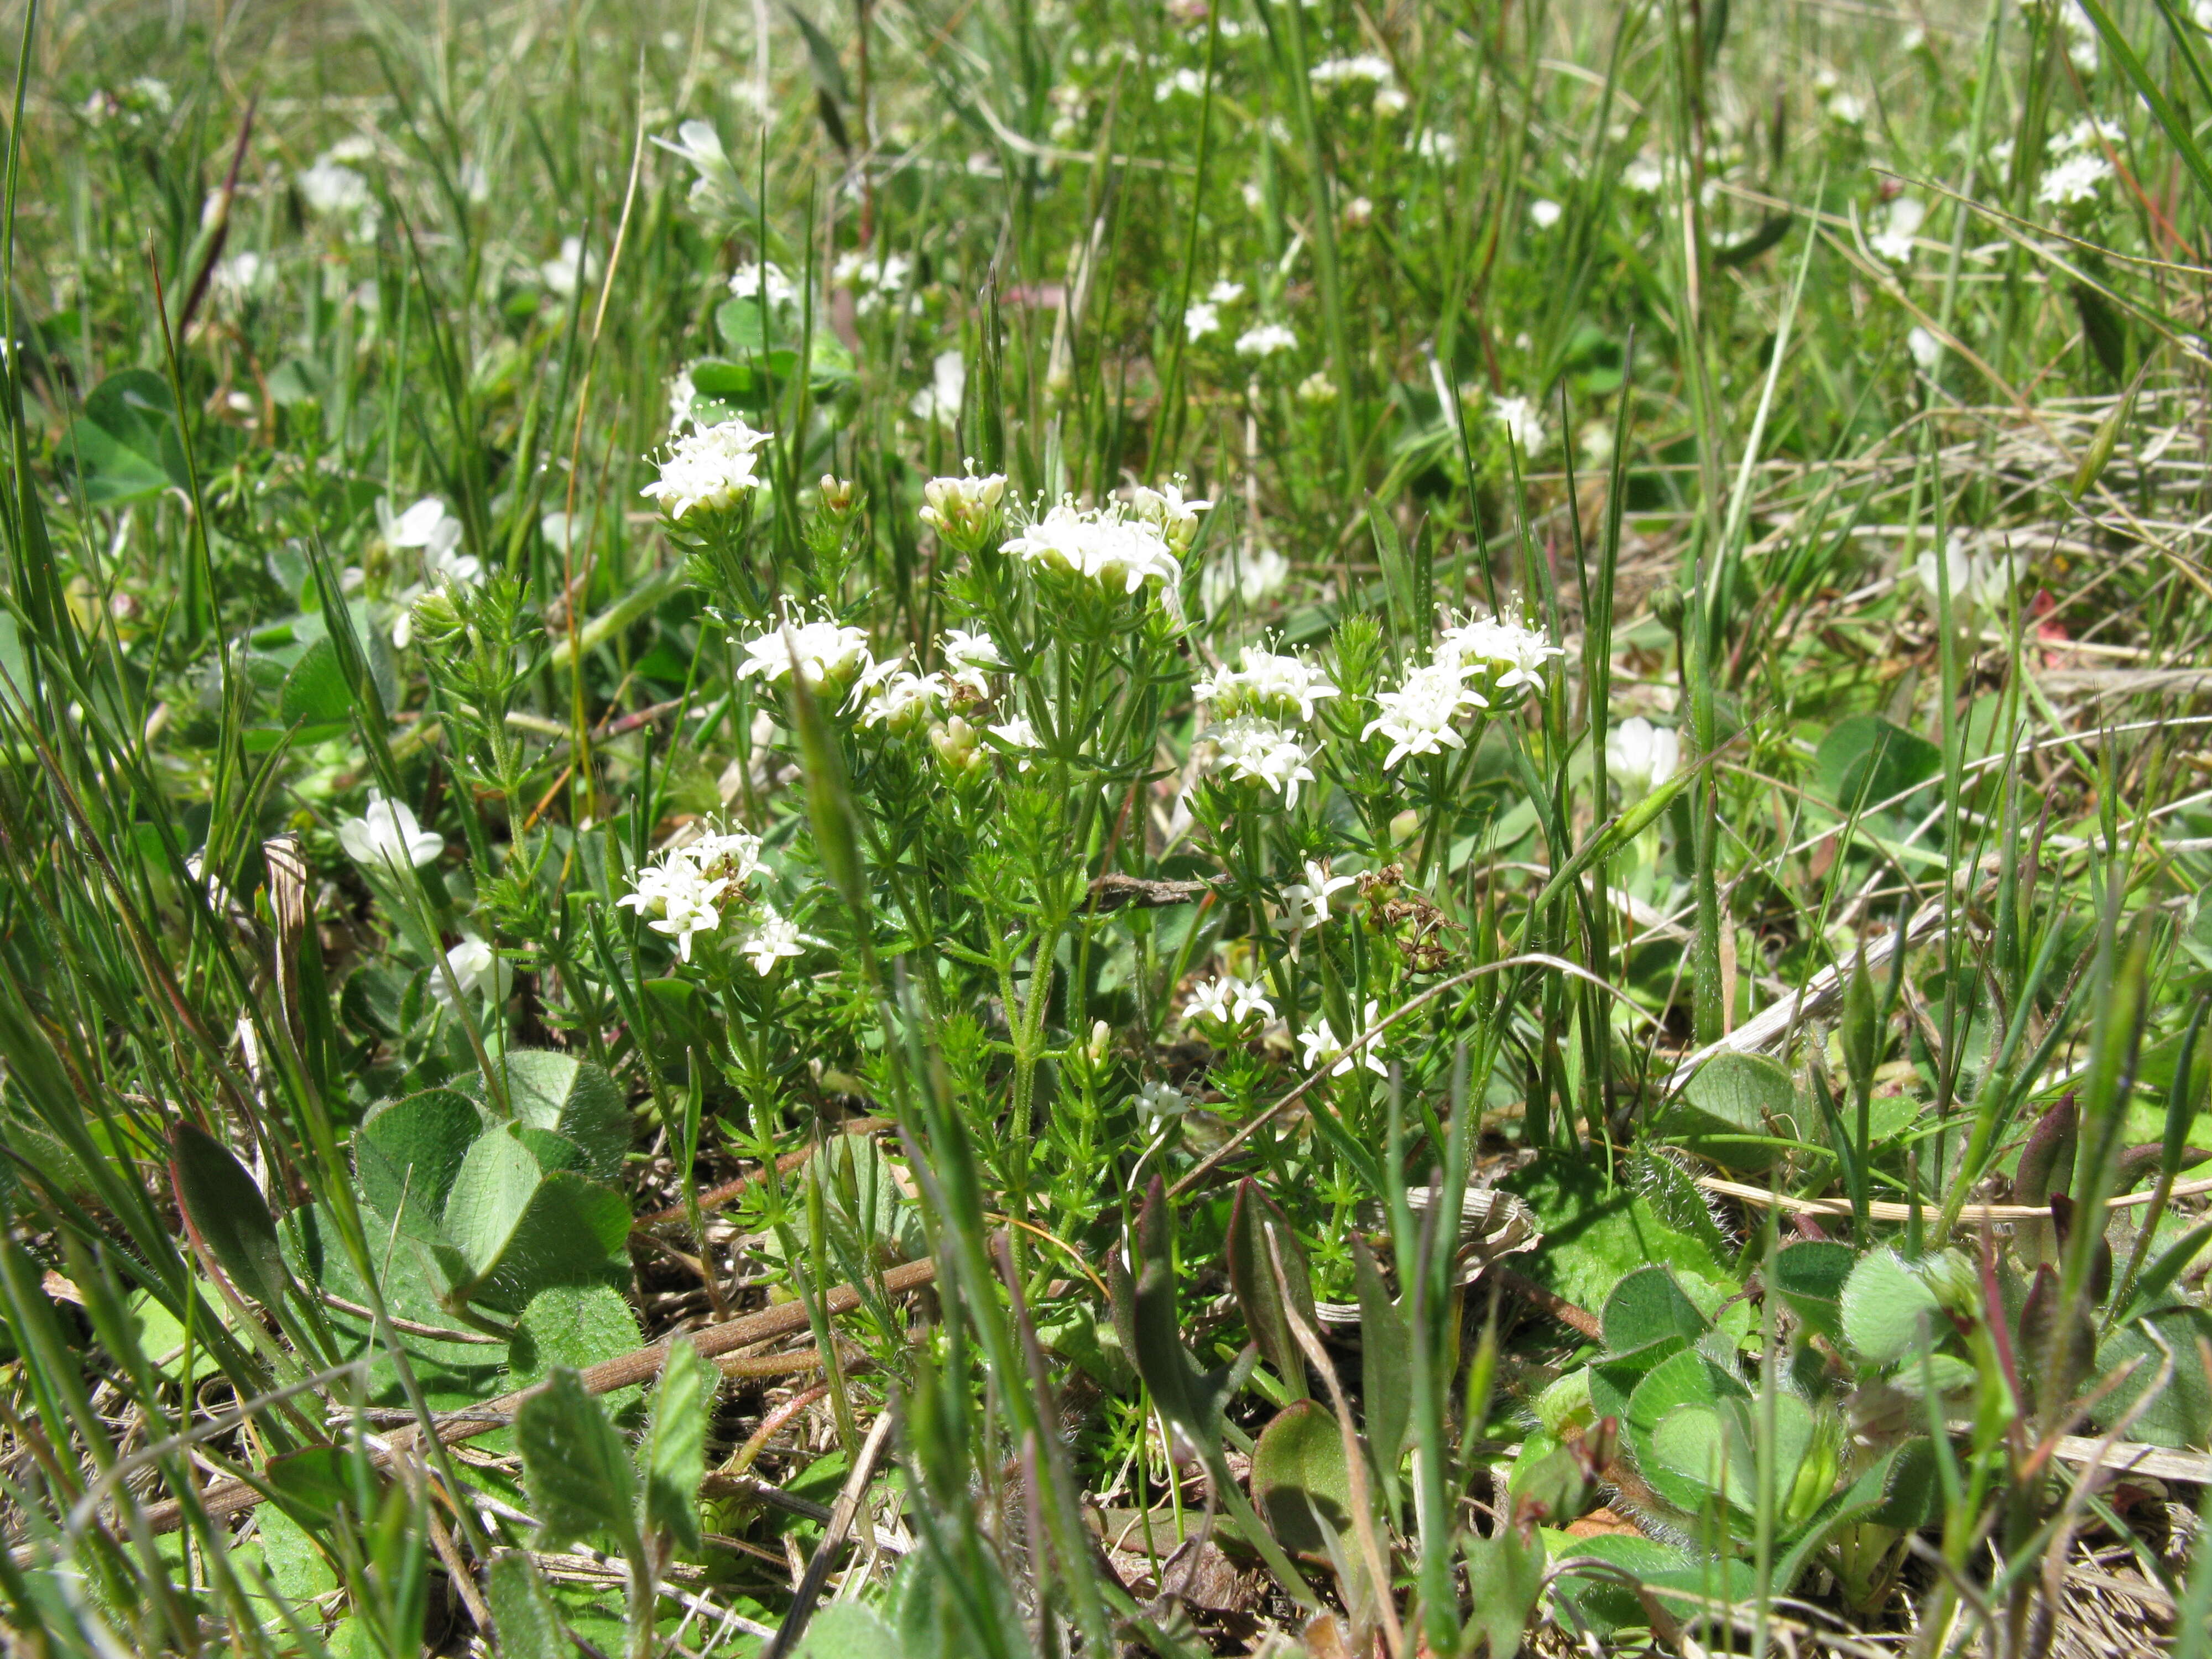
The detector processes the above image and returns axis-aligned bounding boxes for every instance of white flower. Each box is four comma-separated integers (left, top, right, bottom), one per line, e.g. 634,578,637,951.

1281,859,1355,938
727,261,798,308
211,252,267,304
617,852,731,963
1135,1080,1188,1123
1155,67,1208,101
390,497,463,560
859,666,946,732
1235,322,1298,358
686,826,766,888
734,616,875,694
1490,394,1548,455
1183,300,1221,342
910,349,966,426
987,714,1041,769
667,364,701,431
1196,646,1338,723
1201,546,1291,615
1213,713,1316,806
1438,614,1563,700
735,906,805,975
337,791,444,874
1913,541,2021,620
1373,85,1410,117
1309,54,1393,86
1907,326,1942,371
1825,89,1866,126
941,628,1008,695
432,936,513,1011
1413,129,1460,163
1606,717,1681,804
833,248,913,313
641,419,771,520
1296,372,1339,406
540,235,600,298
1300,1003,1386,1077
1364,662,1485,769
1869,196,1925,263
1124,479,1212,552
2037,152,2112,207
1206,279,1246,305
1529,198,1563,230
1623,155,1666,195
297,155,371,216
2054,116,2124,155
1000,502,1182,594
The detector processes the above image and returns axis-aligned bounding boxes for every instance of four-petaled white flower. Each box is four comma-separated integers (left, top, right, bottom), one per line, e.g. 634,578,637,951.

1184,300,1220,342
1207,279,1246,305
1213,714,1317,806
988,714,1041,769
1135,1080,1188,1123
1299,1001,1388,1077
859,665,947,732
1281,859,1356,938
641,419,771,521
338,791,444,873
1606,717,1681,804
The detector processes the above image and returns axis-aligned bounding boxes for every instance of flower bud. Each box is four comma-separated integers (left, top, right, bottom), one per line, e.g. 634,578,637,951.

1087,1019,1112,1063
408,588,466,651
928,715,985,776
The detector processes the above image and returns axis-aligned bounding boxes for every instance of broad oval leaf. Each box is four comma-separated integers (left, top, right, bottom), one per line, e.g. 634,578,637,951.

515,1365,637,1551
356,1089,482,1240
442,1128,542,1282
494,1051,630,1182
1250,1399,1352,1560
1839,1248,1941,1367
170,1123,291,1311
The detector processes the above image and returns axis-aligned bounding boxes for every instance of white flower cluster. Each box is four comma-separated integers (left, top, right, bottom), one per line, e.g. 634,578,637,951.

1365,615,1561,769
1183,972,1276,1030
999,499,1186,595
2038,118,2117,207
1183,279,1246,344
618,827,801,972
733,614,875,695
833,248,914,315
1201,546,1291,615
1124,479,1212,554
641,419,771,521
919,467,1007,545
1197,646,1338,722
1869,196,1925,264
728,262,799,309
1199,645,1335,807
1489,394,1548,455
1235,322,1298,359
